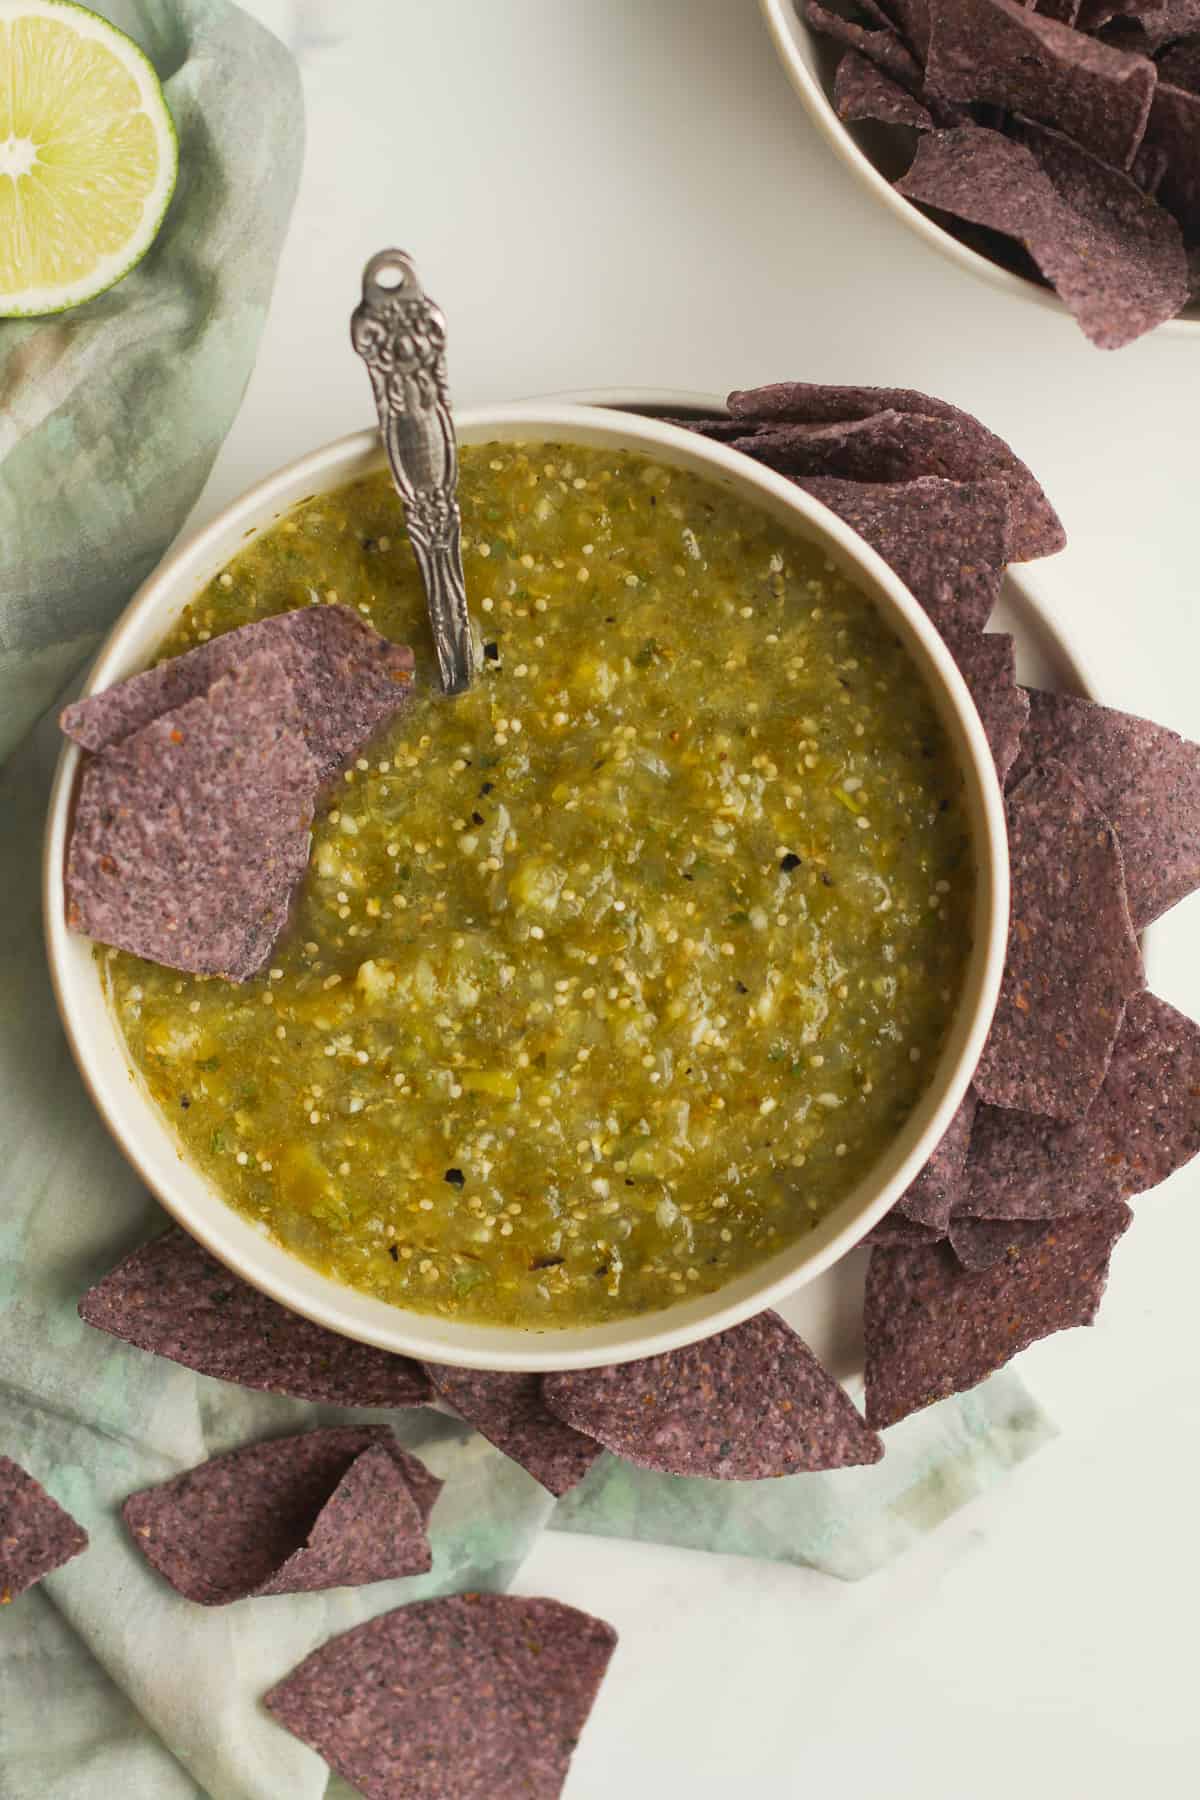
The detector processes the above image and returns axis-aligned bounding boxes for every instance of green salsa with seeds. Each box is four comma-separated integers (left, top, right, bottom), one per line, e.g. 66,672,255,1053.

107,442,974,1327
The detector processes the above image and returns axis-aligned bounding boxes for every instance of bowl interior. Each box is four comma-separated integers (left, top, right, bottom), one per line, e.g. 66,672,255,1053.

44,402,1007,1370
761,0,1200,335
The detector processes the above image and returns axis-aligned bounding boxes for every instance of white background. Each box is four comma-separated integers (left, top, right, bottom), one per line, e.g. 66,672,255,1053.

214,4,1199,1793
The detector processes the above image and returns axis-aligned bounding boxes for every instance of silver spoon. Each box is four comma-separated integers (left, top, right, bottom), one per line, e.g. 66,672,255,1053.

351,249,476,695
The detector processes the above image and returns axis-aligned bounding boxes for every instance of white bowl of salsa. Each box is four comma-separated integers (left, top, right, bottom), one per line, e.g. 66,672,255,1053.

44,401,1008,1371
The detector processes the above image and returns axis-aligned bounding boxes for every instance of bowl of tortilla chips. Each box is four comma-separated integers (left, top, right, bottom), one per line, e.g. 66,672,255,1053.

764,0,1200,348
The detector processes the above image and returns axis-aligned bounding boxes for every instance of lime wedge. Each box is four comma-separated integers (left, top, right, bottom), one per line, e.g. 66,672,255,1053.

0,0,177,317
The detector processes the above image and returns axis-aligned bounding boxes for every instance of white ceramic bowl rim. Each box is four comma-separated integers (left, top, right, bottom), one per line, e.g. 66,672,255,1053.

44,401,1009,1370
760,0,1200,337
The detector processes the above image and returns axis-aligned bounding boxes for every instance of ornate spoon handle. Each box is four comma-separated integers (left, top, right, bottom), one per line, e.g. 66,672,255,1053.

351,250,475,696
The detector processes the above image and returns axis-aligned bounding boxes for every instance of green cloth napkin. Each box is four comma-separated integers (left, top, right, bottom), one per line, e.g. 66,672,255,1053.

0,0,303,761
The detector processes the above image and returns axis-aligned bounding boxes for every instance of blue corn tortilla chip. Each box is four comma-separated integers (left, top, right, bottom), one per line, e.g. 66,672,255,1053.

543,1311,882,1479
795,475,1009,635
124,1427,440,1604
881,0,932,54
896,1089,979,1231
424,1366,602,1497
962,992,1200,1218
942,631,1030,783
862,1211,946,1247
1145,79,1200,237
803,0,925,87
78,1227,430,1406
1015,116,1191,337
1,1458,88,1604
65,652,318,980
897,123,1188,348
726,383,1065,561
864,1203,1133,1427
1007,688,1200,929
925,0,1157,171
973,760,1144,1120
1131,138,1171,193
1157,36,1200,91
1106,1,1200,52
949,1215,1060,1270
264,1592,617,1800
61,604,415,786
835,49,934,125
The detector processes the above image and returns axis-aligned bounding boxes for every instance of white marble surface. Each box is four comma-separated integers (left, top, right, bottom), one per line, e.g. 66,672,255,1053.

203,4,1200,1792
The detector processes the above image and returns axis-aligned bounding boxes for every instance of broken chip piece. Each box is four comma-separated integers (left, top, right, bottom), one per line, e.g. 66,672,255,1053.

123,1427,440,1604
542,1311,882,1479
0,1458,88,1604
78,1227,430,1406
65,652,318,980
425,1366,603,1497
1009,687,1200,932
973,760,1144,1121
264,1592,617,1800
864,1203,1133,1428
962,992,1200,1218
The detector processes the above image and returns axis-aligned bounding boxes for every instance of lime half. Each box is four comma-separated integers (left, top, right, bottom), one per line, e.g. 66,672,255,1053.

0,0,177,317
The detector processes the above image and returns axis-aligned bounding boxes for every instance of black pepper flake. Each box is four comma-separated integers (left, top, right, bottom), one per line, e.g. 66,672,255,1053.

388,1244,399,1262
483,642,500,662
471,811,485,826
180,1095,191,1109
480,781,494,795
444,1168,465,1188
735,982,748,995
780,852,802,872
821,872,835,887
